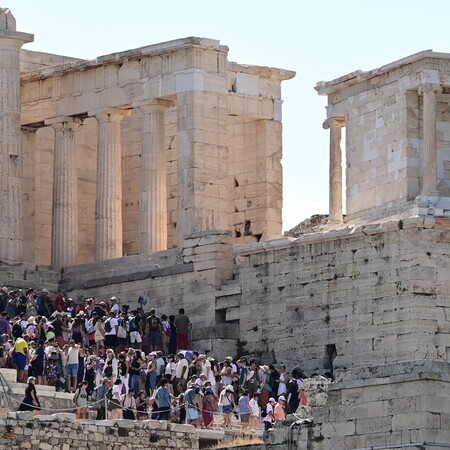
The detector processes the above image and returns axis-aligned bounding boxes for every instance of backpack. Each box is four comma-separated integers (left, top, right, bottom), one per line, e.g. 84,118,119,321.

73,388,80,405
261,405,267,418
12,323,22,338
129,317,138,332
104,363,113,378
165,325,172,337
104,318,112,333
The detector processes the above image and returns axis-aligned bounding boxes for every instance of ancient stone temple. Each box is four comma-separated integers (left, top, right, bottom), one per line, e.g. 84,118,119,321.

1,9,450,449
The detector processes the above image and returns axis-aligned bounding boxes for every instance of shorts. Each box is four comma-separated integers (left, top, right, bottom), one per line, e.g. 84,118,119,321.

13,353,26,371
222,405,233,414
105,334,118,348
32,365,44,377
149,331,160,346
66,364,79,377
240,413,250,423
186,407,200,421
129,331,142,344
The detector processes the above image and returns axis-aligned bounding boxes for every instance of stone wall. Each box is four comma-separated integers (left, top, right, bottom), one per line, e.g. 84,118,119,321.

230,217,449,373
0,412,199,450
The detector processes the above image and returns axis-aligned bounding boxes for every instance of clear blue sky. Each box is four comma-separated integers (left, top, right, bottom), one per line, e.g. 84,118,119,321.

7,0,450,231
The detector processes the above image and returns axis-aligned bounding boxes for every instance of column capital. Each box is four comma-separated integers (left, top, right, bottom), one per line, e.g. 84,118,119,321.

45,116,82,131
133,99,175,113
91,108,131,123
323,116,345,130
418,83,443,96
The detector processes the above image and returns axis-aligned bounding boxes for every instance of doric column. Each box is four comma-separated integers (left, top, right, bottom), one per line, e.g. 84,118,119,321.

0,9,33,261
138,100,173,254
419,83,442,195
94,109,130,261
45,117,81,267
323,117,345,223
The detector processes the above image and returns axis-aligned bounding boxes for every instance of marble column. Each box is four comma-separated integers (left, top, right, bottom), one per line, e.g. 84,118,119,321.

419,84,442,196
94,110,130,261
45,117,81,267
323,117,345,223
139,101,172,254
0,9,33,261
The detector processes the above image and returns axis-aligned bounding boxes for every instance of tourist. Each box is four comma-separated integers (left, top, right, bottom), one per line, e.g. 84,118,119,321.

74,380,89,419
164,353,176,381
259,365,273,408
154,378,171,420
201,386,216,429
168,315,177,355
176,382,186,424
13,334,28,382
129,350,144,395
237,358,248,393
116,312,129,353
30,339,45,385
18,376,40,412
160,314,171,356
44,351,59,387
104,311,119,350
136,390,151,420
277,364,288,398
174,308,191,350
219,359,232,393
263,397,276,430
109,379,123,419
93,378,111,420
146,308,162,352
110,297,120,316
274,395,286,421
249,392,260,431
65,339,80,393
128,310,143,350
145,351,158,396
185,383,202,428
121,388,136,420
238,389,251,431
174,352,188,393
218,384,236,430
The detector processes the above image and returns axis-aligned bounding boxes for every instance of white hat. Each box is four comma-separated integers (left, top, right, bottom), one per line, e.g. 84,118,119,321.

278,395,286,401
269,397,276,402
225,384,234,392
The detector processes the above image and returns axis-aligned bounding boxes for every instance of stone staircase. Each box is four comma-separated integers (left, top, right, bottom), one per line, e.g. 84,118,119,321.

0,368,73,413
0,263,61,293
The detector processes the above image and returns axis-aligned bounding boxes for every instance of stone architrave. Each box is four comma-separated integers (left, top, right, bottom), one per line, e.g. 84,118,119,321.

94,109,131,261
137,100,173,254
45,117,81,267
0,9,33,261
323,117,345,223
419,83,442,196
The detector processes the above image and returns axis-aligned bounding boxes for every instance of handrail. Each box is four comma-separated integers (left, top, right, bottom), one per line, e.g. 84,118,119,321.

0,371,14,411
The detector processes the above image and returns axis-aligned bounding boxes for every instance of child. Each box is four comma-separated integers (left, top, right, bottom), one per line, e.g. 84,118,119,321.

249,392,261,431
238,389,251,432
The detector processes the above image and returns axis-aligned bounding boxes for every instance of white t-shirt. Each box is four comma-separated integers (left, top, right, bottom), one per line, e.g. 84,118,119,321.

106,317,119,335
249,398,260,416
67,346,79,365
165,361,176,376
112,385,122,400
203,359,216,386
111,304,120,316
175,358,189,379
263,404,274,423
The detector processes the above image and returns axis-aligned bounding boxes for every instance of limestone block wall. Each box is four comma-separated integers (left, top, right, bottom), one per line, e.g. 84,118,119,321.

0,413,199,450
318,55,450,222
230,218,450,373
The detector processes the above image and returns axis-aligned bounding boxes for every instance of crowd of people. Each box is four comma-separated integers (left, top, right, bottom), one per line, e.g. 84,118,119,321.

0,287,311,430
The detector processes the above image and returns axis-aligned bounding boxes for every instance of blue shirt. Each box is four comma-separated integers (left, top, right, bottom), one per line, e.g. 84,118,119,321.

34,346,45,366
239,395,250,413
155,386,170,408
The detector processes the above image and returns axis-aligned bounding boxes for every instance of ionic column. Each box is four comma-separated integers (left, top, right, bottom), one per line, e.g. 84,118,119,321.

0,9,33,261
45,117,81,267
419,83,442,195
323,117,345,223
138,100,173,253
94,109,130,261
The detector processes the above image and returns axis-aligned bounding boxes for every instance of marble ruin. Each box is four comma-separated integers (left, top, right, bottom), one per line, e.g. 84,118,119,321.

0,9,450,449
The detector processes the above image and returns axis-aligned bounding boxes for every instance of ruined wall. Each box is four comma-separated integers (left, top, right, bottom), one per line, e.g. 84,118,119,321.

0,412,199,450
226,217,450,373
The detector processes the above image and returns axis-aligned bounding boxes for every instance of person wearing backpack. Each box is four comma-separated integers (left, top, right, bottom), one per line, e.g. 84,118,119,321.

73,380,89,419
128,311,143,350
93,378,111,420
104,311,118,350
145,309,162,352
262,397,276,430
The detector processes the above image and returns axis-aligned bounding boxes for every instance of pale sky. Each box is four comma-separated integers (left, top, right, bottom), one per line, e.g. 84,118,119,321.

6,0,450,231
